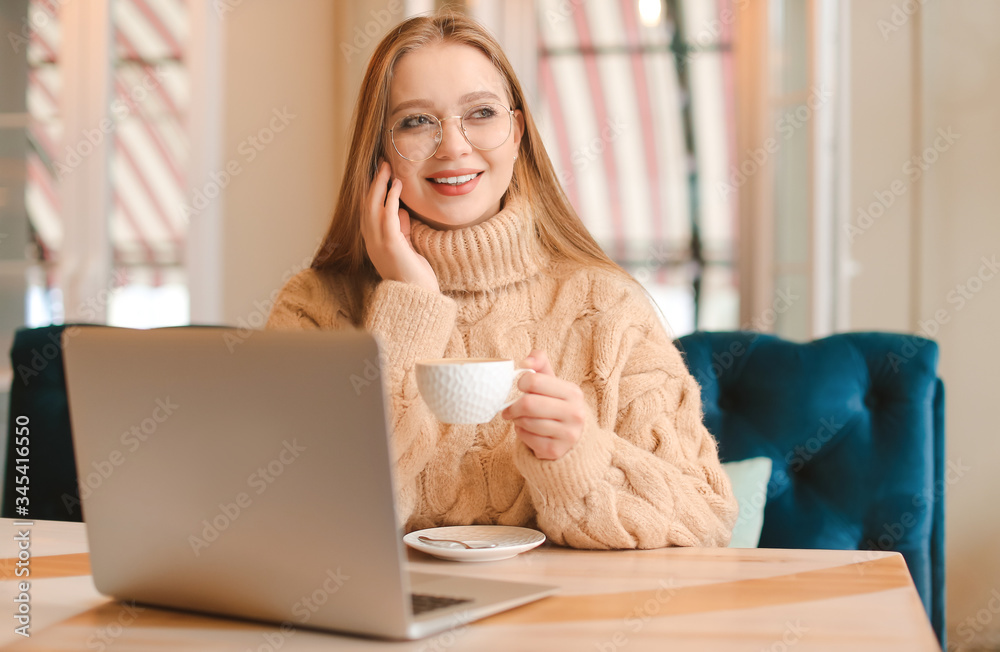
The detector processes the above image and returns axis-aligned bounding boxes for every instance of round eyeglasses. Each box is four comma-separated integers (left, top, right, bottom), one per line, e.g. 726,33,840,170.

388,103,515,162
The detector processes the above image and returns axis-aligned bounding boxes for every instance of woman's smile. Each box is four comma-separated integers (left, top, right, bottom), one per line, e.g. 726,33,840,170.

426,169,484,196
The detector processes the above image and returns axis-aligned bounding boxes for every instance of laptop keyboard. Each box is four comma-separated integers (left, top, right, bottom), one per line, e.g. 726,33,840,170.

411,593,473,615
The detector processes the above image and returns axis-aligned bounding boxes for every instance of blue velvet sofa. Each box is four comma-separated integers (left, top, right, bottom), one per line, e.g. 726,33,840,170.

675,331,945,646
3,326,945,643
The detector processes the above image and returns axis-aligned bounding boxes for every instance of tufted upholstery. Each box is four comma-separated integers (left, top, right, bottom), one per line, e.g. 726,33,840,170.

676,331,945,645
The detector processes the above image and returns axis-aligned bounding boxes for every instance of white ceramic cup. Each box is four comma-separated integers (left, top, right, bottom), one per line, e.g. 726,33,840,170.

415,358,535,424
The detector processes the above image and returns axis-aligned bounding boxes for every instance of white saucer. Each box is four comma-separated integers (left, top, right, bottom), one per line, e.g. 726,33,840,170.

404,526,546,562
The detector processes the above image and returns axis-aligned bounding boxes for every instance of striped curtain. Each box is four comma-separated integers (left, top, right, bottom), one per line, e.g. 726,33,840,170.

26,0,188,288
110,0,188,280
24,0,60,267
535,0,737,330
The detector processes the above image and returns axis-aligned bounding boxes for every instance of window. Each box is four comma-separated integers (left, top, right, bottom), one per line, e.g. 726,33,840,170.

24,0,62,325
534,0,738,336
736,0,845,340
23,0,190,328
107,0,190,327
480,0,844,339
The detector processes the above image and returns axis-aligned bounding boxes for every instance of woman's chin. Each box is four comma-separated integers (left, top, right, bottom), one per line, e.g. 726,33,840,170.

411,209,492,231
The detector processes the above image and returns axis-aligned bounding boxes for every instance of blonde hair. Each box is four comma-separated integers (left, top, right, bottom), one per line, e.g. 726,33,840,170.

312,9,633,287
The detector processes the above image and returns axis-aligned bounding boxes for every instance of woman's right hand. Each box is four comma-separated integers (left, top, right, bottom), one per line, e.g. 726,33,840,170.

361,160,440,293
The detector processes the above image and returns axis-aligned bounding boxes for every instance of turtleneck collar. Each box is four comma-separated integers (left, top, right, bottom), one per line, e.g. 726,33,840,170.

409,195,547,293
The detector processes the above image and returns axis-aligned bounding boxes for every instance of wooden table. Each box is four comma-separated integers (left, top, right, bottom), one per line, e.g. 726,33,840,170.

0,518,939,651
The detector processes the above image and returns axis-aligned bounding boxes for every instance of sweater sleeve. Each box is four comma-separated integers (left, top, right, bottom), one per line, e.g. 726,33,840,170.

266,271,458,523
512,280,738,549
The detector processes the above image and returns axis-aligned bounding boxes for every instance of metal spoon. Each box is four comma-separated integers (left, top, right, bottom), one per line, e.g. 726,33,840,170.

417,535,498,550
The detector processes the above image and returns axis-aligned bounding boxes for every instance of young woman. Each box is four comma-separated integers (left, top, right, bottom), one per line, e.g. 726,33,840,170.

267,10,737,549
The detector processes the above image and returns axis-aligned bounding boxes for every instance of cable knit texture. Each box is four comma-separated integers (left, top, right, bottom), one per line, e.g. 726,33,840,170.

266,196,737,548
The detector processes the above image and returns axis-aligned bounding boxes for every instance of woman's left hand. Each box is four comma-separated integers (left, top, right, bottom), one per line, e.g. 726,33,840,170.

501,349,588,461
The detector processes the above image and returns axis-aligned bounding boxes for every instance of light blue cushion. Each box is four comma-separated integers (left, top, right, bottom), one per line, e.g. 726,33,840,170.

722,456,772,548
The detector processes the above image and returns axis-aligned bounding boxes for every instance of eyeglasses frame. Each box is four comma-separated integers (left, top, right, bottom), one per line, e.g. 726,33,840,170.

387,104,516,162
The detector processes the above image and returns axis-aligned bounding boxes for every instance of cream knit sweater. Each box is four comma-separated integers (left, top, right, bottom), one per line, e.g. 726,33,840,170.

266,196,737,549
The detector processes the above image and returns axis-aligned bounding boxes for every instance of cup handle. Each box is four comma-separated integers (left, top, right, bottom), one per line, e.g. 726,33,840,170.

499,368,535,411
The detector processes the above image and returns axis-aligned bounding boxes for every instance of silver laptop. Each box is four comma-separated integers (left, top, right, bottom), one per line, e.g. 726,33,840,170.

62,326,556,640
